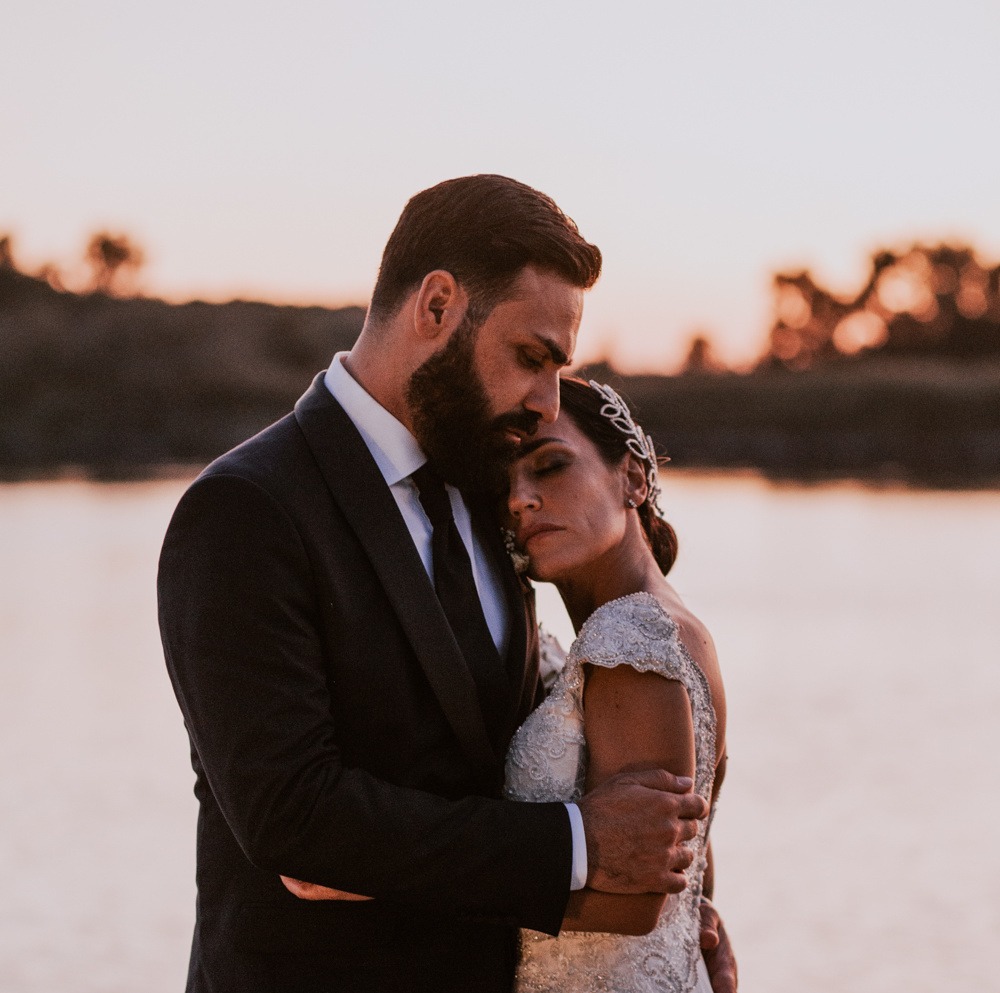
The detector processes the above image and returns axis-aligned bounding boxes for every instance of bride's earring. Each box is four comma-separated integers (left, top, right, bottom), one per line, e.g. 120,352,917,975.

626,498,638,509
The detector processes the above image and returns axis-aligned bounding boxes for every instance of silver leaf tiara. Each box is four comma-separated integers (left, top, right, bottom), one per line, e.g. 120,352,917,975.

588,380,666,517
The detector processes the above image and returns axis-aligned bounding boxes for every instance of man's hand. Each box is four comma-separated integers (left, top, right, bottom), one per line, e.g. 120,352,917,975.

700,898,737,993
280,876,373,901
578,769,709,894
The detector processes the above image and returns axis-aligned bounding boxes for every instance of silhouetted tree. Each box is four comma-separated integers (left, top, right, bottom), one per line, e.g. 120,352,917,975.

38,263,66,292
759,270,852,370
86,232,144,295
681,333,725,374
760,243,1000,369
0,235,14,270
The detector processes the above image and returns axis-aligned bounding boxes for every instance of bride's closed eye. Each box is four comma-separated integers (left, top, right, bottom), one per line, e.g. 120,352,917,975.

530,455,572,478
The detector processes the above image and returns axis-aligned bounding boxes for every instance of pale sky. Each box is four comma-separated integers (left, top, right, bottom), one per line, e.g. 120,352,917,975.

4,1,999,370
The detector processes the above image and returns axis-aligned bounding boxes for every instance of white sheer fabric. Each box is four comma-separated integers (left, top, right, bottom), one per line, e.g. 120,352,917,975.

505,593,717,993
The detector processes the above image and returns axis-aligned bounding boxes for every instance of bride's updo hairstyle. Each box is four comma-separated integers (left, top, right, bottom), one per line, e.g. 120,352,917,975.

558,377,678,576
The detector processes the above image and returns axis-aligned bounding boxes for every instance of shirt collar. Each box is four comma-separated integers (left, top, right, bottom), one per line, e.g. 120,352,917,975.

323,352,425,486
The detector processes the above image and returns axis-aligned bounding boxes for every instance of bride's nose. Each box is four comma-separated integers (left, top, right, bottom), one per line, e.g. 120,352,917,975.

507,475,540,517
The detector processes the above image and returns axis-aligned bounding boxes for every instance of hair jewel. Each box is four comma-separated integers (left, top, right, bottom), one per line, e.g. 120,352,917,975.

587,380,666,518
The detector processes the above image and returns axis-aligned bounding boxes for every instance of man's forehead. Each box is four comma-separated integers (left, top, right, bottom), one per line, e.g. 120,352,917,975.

504,266,584,315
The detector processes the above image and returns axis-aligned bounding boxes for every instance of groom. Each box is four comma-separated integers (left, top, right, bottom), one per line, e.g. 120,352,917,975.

159,175,734,993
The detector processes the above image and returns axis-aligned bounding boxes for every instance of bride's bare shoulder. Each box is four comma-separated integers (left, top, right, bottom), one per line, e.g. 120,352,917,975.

647,582,726,740
646,582,713,654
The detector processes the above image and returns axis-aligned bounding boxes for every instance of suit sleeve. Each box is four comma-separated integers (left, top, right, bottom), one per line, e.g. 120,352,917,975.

158,471,572,934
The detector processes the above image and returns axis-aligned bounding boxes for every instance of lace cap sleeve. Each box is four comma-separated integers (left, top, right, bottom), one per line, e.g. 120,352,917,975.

570,592,687,681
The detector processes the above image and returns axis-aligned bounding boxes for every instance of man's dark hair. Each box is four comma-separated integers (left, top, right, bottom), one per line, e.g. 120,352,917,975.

368,174,602,324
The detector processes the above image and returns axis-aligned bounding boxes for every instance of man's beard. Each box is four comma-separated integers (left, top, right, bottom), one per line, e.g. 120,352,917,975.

406,314,540,494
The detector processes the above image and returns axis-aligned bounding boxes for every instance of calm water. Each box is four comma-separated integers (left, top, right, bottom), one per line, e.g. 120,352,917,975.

1,475,997,992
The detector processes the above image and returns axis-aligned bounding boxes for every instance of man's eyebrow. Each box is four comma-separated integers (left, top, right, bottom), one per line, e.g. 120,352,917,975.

534,334,571,367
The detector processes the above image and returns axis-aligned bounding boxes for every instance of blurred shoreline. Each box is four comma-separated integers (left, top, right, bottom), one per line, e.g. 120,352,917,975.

4,464,998,493
3,263,998,489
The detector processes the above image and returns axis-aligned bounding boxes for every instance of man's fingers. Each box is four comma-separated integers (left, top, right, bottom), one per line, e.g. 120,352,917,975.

653,791,708,835
625,768,709,822
656,846,696,894
625,767,695,794
668,845,695,873
675,791,710,820
677,817,699,843
702,905,738,992
706,961,737,993
589,841,695,895
579,769,710,894
699,900,720,950
662,873,689,895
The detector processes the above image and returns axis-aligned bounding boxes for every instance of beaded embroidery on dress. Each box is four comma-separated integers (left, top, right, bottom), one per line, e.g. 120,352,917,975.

504,593,717,993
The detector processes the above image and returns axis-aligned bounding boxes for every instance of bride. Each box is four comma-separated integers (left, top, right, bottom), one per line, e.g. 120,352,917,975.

503,377,727,993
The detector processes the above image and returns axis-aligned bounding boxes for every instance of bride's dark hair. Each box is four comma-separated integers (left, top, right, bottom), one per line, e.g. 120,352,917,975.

558,377,678,575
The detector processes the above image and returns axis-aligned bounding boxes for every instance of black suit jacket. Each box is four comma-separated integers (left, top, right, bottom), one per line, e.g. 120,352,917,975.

158,374,573,993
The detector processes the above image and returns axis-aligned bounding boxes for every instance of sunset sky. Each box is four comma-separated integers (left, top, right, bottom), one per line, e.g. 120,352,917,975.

4,1,999,370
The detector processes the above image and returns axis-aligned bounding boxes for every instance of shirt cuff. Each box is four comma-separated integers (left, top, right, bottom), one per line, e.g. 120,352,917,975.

564,802,588,891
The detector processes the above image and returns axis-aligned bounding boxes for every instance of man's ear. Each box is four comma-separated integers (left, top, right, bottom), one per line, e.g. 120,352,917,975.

622,454,649,508
412,270,468,341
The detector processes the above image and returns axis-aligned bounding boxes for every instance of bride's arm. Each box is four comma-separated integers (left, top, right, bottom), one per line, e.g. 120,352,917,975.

280,876,373,901
703,841,714,901
562,663,697,935
560,887,666,935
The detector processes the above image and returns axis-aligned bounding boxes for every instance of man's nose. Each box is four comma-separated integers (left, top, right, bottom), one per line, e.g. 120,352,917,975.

524,371,560,424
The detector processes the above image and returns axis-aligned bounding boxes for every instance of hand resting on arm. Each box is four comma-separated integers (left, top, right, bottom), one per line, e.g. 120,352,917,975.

563,663,703,934
280,665,709,932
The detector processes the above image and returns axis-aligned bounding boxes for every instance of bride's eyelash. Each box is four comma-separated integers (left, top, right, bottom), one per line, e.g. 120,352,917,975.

534,459,568,477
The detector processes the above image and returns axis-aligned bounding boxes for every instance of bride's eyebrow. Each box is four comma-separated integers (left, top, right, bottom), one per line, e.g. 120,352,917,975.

516,436,561,458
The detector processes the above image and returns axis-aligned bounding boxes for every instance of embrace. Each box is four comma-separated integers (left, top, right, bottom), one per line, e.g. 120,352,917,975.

158,175,735,992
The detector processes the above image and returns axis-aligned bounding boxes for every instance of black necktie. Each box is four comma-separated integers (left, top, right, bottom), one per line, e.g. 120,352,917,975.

411,463,507,735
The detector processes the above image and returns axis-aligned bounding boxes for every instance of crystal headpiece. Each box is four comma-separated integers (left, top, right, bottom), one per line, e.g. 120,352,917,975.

588,380,665,517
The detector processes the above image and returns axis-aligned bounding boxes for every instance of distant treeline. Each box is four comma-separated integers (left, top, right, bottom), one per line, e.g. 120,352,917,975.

2,236,999,487
756,242,1000,370
582,361,1000,489
625,238,1000,487
0,264,364,478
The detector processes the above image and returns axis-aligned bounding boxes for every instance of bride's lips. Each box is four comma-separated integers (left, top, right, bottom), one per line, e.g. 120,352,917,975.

517,522,563,546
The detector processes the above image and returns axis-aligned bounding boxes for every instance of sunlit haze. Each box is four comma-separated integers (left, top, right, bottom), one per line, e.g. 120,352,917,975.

4,1,999,370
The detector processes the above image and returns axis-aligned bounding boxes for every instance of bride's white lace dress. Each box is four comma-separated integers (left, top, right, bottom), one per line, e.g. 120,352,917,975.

505,593,717,993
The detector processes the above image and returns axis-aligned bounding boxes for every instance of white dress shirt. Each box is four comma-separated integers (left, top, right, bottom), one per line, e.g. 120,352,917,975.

323,354,587,891
324,353,509,653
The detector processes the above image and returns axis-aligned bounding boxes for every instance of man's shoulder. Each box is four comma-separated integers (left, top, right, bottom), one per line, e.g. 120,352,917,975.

196,376,356,494
169,381,371,530
201,410,305,484
162,411,327,550
170,409,321,518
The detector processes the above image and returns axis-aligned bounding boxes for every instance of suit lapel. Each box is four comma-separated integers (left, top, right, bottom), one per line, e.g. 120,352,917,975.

293,375,497,773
